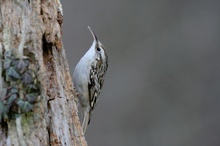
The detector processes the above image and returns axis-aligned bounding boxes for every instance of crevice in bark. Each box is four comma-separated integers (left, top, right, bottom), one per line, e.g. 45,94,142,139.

42,34,53,64
42,34,56,102
57,12,63,27
0,120,8,136
47,126,51,146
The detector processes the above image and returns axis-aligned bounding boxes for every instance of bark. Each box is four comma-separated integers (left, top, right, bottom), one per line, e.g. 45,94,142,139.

0,0,87,146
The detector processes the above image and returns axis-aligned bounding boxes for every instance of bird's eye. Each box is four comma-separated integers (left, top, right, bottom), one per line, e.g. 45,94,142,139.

97,47,101,51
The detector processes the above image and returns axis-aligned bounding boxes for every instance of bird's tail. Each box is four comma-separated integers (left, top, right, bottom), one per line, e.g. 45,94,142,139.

82,110,90,134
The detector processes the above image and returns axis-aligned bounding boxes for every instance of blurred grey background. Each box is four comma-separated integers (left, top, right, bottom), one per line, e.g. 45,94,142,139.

63,0,220,146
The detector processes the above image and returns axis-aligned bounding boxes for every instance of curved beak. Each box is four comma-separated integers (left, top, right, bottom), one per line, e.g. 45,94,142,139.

88,26,98,42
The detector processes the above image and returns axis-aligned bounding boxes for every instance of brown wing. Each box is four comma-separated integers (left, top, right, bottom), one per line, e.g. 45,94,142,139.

87,55,108,124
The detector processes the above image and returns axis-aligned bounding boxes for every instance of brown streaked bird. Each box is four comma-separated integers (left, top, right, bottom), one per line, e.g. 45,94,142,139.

73,26,108,134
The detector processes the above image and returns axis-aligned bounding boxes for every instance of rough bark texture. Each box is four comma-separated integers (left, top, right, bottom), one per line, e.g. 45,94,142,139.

0,0,87,146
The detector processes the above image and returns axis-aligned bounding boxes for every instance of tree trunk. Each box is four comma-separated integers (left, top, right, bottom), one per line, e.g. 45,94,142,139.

0,0,87,145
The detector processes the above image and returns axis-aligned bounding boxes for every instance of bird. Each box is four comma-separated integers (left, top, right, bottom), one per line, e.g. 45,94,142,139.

73,26,108,134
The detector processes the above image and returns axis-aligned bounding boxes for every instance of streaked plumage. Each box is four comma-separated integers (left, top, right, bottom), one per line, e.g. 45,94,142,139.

73,27,108,133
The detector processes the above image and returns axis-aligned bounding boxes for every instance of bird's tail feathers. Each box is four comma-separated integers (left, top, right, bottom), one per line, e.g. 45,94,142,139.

82,111,90,134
